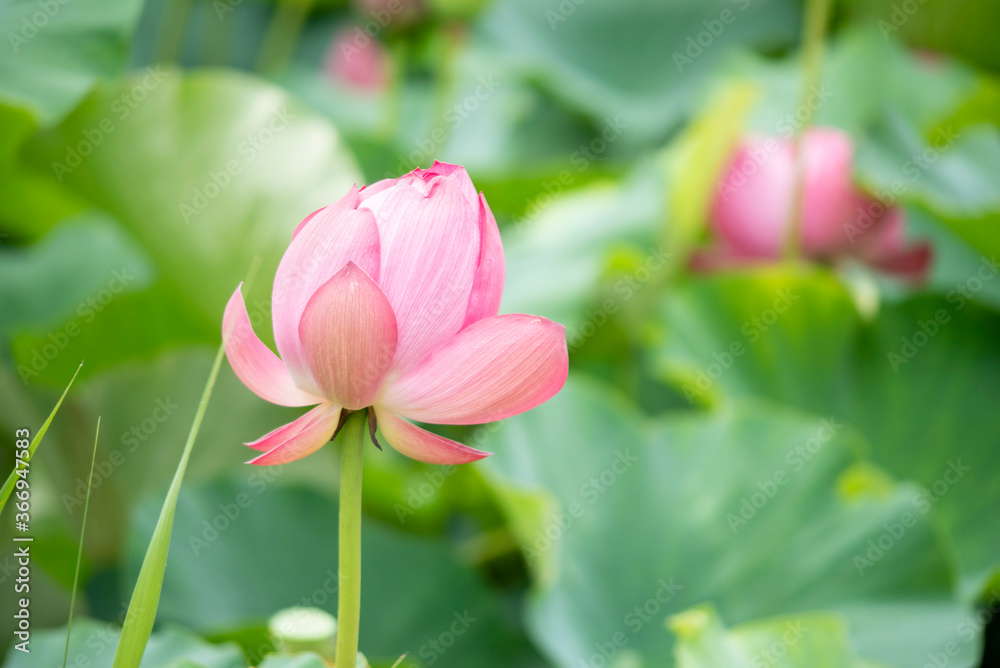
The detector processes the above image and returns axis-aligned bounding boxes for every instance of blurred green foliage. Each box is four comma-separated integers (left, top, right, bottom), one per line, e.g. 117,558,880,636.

2,0,1000,666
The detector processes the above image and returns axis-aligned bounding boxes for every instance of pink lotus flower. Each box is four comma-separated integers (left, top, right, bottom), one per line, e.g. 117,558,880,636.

223,162,568,466
325,27,389,93
694,127,931,281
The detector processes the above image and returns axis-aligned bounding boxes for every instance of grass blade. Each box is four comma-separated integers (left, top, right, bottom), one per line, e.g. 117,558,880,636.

63,417,101,668
0,362,82,516
112,344,226,668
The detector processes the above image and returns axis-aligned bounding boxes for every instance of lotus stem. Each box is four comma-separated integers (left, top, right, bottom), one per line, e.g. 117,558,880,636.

335,411,367,667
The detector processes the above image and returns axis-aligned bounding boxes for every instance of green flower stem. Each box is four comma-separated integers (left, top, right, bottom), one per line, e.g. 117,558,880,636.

256,0,315,74
784,0,833,260
335,411,368,668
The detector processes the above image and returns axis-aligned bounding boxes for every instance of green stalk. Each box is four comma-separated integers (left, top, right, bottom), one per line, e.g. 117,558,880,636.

154,0,195,64
335,411,368,668
783,0,833,260
256,0,314,75
63,417,101,668
112,345,226,668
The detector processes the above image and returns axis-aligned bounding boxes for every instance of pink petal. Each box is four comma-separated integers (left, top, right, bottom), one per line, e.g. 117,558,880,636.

273,188,381,386
365,175,480,374
247,403,342,465
298,262,398,410
799,128,857,254
868,242,933,283
223,286,324,407
374,408,491,464
291,206,325,239
244,403,334,451
425,161,480,211
356,176,397,207
710,128,857,259
463,193,505,327
688,245,769,274
325,26,389,92
853,200,905,258
711,135,794,258
380,314,568,425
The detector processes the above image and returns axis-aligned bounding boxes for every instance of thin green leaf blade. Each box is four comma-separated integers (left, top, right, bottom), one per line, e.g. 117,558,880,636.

0,361,82,516
112,344,226,668
63,416,101,668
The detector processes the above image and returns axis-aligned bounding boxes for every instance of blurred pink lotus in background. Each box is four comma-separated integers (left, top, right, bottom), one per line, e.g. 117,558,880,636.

325,26,389,92
694,127,931,282
223,162,568,466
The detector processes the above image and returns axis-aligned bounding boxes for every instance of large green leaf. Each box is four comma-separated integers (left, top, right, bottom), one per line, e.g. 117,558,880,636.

481,377,976,667
25,69,361,334
125,480,550,668
473,0,801,142
0,212,153,339
841,0,1000,72
669,604,887,667
0,212,203,389
655,268,1000,599
0,0,144,127
10,281,211,387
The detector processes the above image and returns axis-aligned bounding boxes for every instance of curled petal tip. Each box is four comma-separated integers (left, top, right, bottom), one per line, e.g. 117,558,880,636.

244,404,342,465
375,409,493,465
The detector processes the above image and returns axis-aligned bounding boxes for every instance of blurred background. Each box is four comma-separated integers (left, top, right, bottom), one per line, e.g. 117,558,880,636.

2,0,1000,665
